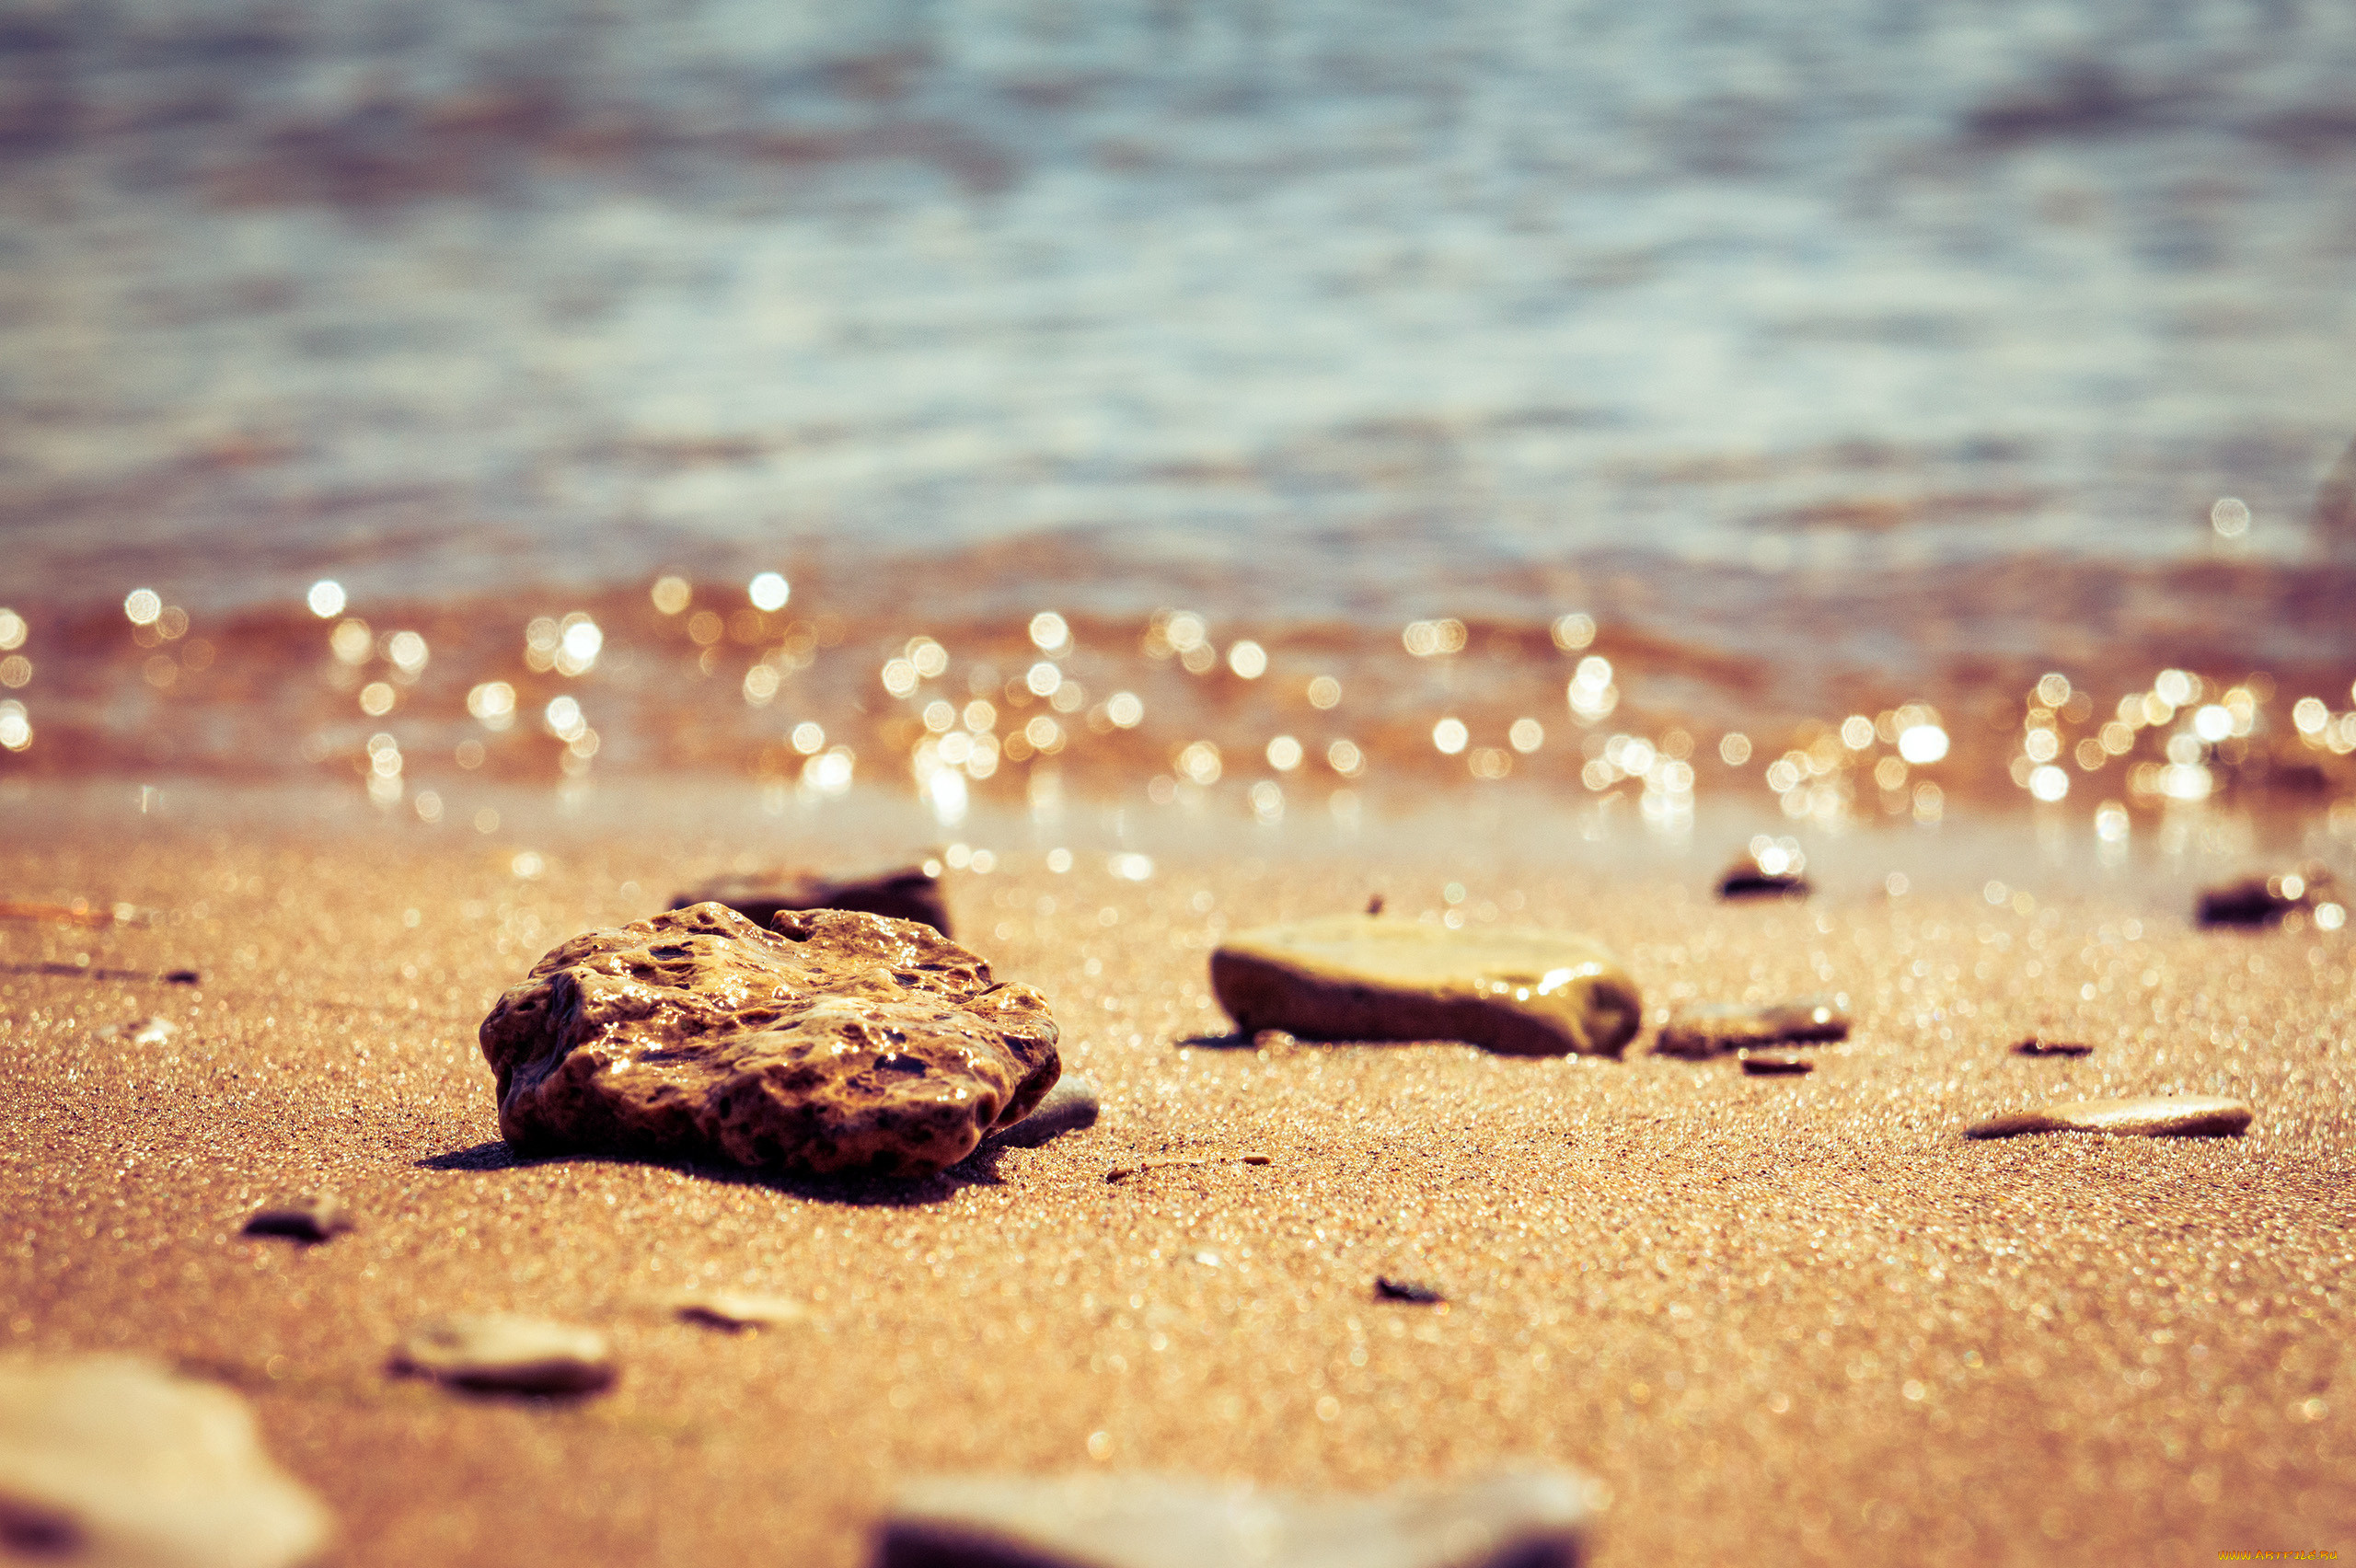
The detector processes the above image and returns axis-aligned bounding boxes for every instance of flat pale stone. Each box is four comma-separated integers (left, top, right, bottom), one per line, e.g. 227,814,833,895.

1965,1096,2254,1139
669,1292,811,1330
479,903,1059,1179
0,1355,332,1568
1655,998,1849,1059
983,1075,1100,1149
390,1315,615,1395
876,1469,1596,1568
241,1194,354,1242
1209,917,1642,1057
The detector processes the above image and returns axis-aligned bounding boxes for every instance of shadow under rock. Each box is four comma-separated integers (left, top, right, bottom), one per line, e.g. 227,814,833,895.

413,1137,1012,1206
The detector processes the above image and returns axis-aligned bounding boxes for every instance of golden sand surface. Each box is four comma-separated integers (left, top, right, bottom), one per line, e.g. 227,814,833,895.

2,790,2350,1567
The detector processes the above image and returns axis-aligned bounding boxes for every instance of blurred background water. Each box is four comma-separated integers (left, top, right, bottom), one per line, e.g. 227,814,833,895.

2,0,2353,828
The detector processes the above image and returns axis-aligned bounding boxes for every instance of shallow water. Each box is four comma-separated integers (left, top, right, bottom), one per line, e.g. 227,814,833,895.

2,0,2354,835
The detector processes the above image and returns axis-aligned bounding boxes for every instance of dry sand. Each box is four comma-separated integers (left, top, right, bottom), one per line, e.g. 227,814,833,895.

2,786,2350,1566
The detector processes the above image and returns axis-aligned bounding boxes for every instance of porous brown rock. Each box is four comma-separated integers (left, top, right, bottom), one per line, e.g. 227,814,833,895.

670,865,951,936
479,903,1058,1179
875,1468,1596,1568
0,1355,333,1568
1209,917,1642,1057
1964,1095,2253,1139
1738,1049,1813,1076
1655,997,1849,1059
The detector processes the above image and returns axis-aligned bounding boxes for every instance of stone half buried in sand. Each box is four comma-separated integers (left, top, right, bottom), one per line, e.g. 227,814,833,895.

1654,998,1849,1059
391,1316,616,1396
2194,867,2332,928
240,1193,355,1243
1209,917,1641,1057
980,1074,1100,1149
0,1355,333,1568
479,903,1059,1179
671,865,951,936
1964,1095,2253,1140
874,1468,1597,1568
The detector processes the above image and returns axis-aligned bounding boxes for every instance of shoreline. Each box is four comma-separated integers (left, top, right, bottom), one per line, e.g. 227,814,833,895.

2,782,2350,1565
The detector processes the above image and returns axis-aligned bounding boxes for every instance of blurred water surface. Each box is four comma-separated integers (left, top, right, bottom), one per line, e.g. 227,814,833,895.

3,0,2354,809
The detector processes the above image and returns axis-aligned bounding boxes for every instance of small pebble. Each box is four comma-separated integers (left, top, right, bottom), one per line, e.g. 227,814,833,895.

1715,841,1811,900
1374,1276,1447,1305
669,864,951,936
2013,1037,2093,1057
985,1074,1100,1148
2196,867,2330,928
241,1193,354,1243
1738,1049,1813,1076
1964,1095,2254,1140
1656,997,1848,1059
669,1292,811,1331
1105,1154,1270,1182
117,1016,179,1044
389,1315,616,1395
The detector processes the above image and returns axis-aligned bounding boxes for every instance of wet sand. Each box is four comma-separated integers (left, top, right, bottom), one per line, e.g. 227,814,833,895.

2,789,2350,1567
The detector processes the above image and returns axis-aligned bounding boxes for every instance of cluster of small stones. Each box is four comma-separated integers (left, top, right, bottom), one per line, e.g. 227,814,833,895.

1202,848,2271,1144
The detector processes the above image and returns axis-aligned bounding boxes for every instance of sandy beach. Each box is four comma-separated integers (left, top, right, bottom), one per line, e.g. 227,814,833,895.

3,784,2348,1566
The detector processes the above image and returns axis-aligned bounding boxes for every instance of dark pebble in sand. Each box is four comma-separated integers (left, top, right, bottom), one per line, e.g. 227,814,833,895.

241,1194,354,1242
670,865,951,936
2014,1037,2093,1057
1738,1049,1813,1076
1964,1095,2253,1140
983,1075,1100,1149
1655,997,1849,1059
1375,1276,1447,1304
2195,867,2330,928
1715,840,1811,900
